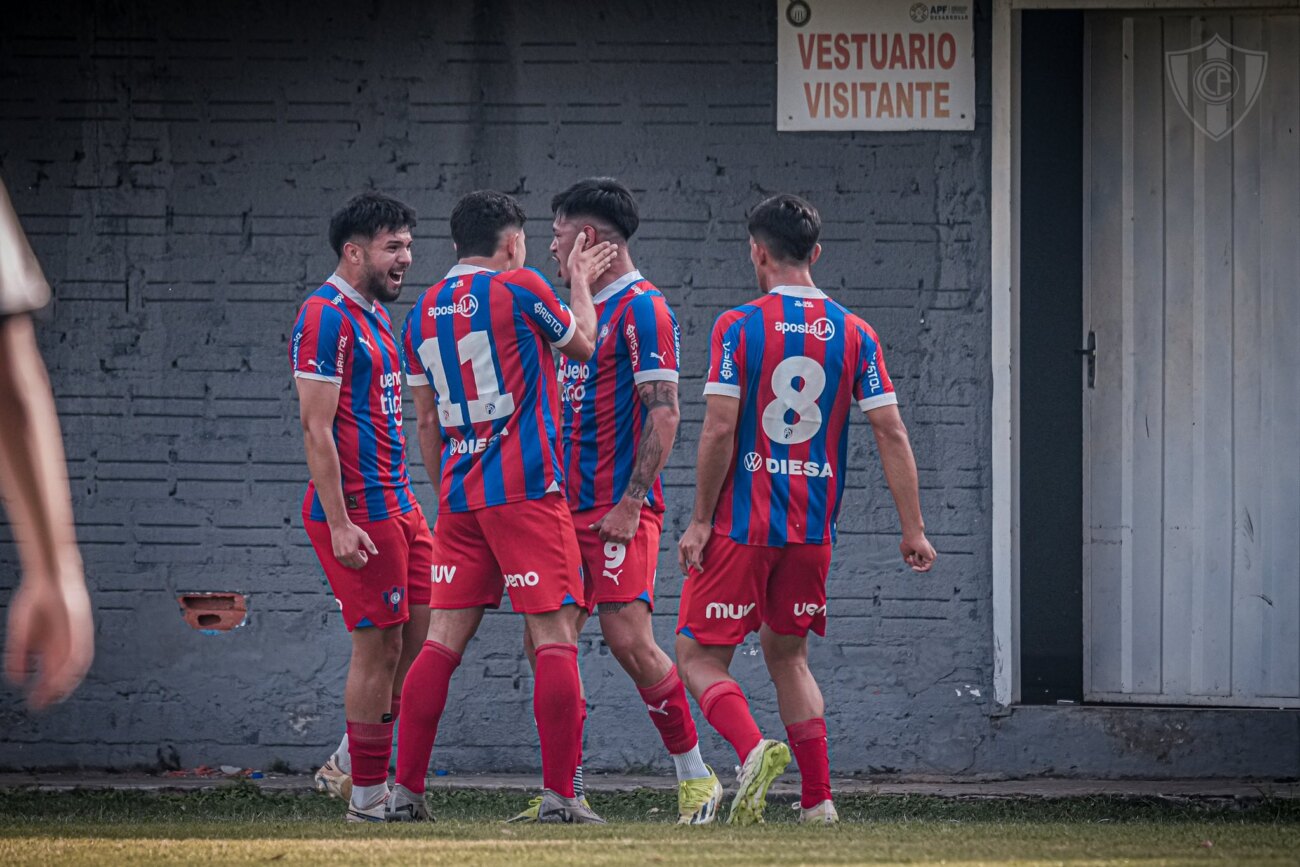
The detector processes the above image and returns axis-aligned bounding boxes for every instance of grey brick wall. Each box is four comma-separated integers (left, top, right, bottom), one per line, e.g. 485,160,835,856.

2,1,1288,780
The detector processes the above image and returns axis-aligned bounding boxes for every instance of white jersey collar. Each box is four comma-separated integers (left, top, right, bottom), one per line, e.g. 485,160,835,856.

593,270,644,305
445,263,494,280
328,273,377,314
770,284,827,299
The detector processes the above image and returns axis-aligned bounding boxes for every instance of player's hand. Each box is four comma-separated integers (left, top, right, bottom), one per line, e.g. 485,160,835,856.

900,532,936,573
677,520,711,575
331,521,378,570
591,498,640,547
567,233,617,289
4,558,94,710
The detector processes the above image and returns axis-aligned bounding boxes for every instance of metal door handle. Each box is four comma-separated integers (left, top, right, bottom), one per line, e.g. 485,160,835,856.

1075,330,1096,388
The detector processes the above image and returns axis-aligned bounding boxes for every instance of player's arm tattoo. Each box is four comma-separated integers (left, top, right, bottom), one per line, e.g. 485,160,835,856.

622,380,679,503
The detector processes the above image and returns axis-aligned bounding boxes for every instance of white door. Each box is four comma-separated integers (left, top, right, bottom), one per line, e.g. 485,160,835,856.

1084,11,1300,707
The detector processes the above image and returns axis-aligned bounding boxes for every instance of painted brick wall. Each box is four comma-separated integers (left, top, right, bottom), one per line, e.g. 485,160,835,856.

0,0,1002,774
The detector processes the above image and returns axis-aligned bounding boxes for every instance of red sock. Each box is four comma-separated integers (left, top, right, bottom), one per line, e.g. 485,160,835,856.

700,680,762,763
577,698,587,764
534,643,582,798
346,720,393,788
394,641,462,794
637,666,698,755
389,694,401,722
787,717,831,808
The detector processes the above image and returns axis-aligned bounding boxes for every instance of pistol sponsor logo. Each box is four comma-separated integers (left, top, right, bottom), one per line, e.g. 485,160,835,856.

335,334,348,372
533,302,564,338
625,320,641,368
719,341,735,383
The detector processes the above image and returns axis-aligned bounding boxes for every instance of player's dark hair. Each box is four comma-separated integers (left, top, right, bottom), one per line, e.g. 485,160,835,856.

450,190,527,258
550,177,639,240
329,192,417,257
747,194,821,263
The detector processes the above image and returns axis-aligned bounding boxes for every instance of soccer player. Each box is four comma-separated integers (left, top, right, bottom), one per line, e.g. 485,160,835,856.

675,194,936,825
0,177,93,711
539,177,722,825
290,192,433,822
392,190,616,824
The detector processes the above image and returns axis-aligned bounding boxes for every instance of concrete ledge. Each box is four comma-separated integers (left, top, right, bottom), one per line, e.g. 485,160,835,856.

974,705,1300,779
0,772,1294,800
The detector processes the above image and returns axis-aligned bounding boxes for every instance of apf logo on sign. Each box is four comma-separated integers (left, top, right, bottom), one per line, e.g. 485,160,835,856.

1166,35,1267,142
777,0,974,131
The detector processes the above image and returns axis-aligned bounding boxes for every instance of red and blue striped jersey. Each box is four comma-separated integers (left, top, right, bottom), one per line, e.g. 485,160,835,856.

703,285,897,547
560,271,679,514
401,264,575,513
290,275,417,523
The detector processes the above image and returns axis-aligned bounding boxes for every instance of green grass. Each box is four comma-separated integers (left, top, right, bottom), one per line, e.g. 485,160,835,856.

0,784,1297,865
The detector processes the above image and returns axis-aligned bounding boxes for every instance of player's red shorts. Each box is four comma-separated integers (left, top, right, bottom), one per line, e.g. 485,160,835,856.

571,505,663,611
305,504,434,632
429,493,584,614
676,531,832,645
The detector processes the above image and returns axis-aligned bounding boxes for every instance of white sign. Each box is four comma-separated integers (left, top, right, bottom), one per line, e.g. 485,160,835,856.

777,0,975,131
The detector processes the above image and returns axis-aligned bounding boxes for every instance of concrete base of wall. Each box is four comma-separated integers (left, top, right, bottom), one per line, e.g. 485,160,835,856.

2,704,1294,780
2,770,1296,799
973,706,1300,779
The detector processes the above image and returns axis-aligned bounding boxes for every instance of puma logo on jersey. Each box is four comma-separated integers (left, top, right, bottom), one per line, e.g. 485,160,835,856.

357,335,372,351
649,351,668,365
602,568,623,586
645,700,669,716
307,358,328,373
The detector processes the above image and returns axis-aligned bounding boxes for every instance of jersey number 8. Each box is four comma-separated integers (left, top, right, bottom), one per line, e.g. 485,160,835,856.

761,355,826,445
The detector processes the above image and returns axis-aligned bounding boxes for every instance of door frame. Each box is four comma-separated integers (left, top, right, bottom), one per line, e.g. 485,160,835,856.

989,0,1300,708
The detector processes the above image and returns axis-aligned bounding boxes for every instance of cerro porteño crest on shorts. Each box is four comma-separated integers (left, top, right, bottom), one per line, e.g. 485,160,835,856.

1165,35,1267,142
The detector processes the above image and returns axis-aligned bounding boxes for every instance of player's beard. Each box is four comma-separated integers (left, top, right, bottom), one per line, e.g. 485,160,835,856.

365,263,403,303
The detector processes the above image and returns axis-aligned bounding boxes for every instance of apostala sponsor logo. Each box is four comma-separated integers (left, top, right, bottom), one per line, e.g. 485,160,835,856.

774,318,835,342
428,295,479,318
